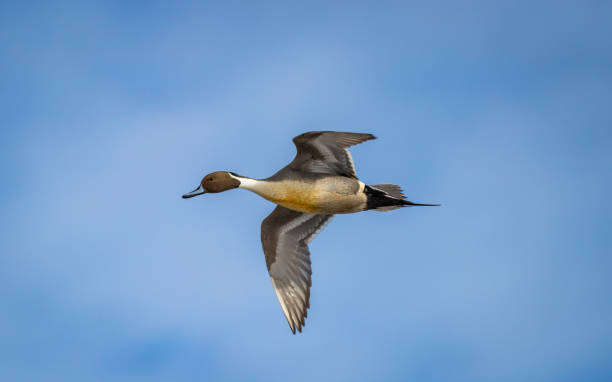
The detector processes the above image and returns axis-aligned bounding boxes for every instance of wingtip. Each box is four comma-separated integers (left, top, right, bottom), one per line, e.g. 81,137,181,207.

288,321,304,335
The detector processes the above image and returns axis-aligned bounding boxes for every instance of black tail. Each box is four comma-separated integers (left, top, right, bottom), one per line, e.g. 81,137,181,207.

402,201,441,207
365,184,440,212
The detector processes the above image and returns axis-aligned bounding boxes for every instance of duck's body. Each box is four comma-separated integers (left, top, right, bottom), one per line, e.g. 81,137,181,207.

234,171,366,214
183,131,438,334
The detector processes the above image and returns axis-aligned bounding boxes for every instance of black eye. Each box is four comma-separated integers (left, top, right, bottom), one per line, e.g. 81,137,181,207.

208,177,214,181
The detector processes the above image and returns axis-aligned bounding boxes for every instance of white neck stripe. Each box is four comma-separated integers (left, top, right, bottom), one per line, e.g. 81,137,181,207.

228,173,261,191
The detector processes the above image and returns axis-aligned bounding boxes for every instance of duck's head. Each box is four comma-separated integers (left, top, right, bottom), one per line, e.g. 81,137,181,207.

182,171,240,198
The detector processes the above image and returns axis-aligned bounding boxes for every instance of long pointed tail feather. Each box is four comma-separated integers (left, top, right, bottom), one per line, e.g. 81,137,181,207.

402,200,441,207
365,184,440,212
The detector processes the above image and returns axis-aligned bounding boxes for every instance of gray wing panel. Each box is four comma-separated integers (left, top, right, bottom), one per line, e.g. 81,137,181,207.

289,131,376,178
261,206,334,333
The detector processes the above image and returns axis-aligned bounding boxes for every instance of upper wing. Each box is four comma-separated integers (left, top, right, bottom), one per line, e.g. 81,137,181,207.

289,131,376,178
261,206,334,334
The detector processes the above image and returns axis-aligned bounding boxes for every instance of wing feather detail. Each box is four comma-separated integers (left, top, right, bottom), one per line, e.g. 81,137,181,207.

261,206,333,333
289,131,376,178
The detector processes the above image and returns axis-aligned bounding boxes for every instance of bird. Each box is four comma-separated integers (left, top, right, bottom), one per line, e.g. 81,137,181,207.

182,131,438,333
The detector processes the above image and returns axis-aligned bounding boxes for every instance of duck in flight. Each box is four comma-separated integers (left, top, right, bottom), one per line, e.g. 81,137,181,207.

183,131,438,334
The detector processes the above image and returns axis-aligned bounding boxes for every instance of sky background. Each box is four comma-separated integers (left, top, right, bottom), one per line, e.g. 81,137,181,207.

2,1,612,381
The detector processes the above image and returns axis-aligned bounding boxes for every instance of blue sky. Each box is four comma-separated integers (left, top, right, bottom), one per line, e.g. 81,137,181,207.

2,1,611,381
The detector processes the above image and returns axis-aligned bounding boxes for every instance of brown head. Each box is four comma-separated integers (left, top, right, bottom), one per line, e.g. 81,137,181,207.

182,171,241,198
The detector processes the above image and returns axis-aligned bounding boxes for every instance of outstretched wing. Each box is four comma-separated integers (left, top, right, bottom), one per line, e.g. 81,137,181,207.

261,206,334,334
289,131,376,178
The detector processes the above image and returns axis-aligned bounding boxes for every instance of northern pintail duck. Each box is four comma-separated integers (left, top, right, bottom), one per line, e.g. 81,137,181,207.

183,131,438,333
